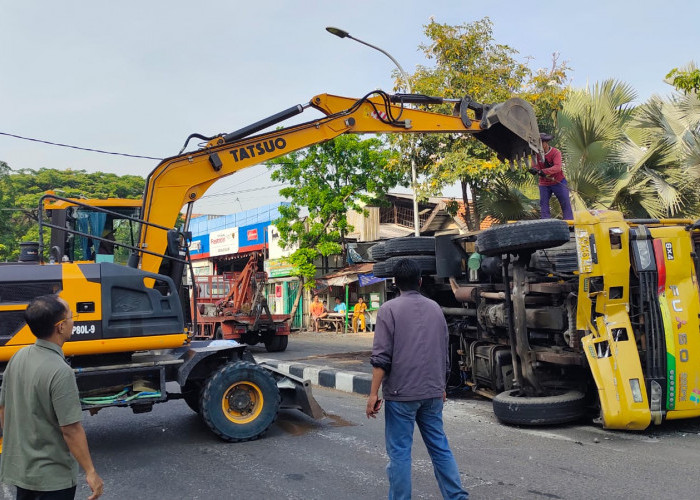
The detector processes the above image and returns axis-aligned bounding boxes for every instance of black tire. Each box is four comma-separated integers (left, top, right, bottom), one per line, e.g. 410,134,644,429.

369,242,387,261
383,255,437,276
181,381,202,414
492,389,586,426
384,236,436,257
201,361,280,442
373,261,391,278
214,326,223,340
531,240,578,273
264,334,288,352
477,219,570,257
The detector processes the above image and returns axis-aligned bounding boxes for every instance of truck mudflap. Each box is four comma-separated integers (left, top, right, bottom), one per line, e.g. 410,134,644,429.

259,364,325,420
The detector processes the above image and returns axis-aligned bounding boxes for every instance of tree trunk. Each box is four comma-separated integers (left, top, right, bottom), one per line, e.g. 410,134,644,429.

461,179,475,232
472,186,482,230
289,277,305,327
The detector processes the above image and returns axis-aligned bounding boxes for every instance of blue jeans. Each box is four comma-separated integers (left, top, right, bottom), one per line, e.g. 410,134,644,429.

539,180,573,220
384,398,468,500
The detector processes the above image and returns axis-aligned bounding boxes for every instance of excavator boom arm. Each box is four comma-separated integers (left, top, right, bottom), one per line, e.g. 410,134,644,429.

138,91,541,274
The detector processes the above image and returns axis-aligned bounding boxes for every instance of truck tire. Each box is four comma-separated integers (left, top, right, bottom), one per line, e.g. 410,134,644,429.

477,219,570,257
264,334,288,352
382,255,437,276
369,242,387,261
384,236,436,257
373,261,391,278
531,240,578,273
492,389,586,426
200,361,280,442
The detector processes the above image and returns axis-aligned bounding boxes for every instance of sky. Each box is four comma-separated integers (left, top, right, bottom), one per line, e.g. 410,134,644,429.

1,0,698,214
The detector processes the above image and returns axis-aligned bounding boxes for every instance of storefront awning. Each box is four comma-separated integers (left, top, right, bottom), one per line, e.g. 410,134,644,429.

318,263,384,287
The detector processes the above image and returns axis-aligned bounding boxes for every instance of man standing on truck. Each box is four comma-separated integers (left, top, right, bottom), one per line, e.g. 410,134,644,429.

366,259,468,500
530,132,574,220
0,295,104,500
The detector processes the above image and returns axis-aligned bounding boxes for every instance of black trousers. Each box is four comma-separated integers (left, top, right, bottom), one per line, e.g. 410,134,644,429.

16,486,76,500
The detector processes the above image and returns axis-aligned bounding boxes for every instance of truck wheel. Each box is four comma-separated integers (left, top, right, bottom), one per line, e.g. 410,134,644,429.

373,261,391,278
214,326,223,340
382,255,437,276
492,389,586,426
265,334,288,352
384,236,436,257
201,361,280,442
477,219,570,257
369,242,387,261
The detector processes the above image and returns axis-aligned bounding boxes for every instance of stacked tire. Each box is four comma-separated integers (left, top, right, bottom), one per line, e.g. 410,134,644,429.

370,237,437,278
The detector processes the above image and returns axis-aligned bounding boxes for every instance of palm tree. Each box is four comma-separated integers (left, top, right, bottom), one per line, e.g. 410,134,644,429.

478,79,700,223
616,88,700,217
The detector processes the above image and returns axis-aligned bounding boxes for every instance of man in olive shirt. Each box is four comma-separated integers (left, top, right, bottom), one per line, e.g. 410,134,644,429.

0,295,103,500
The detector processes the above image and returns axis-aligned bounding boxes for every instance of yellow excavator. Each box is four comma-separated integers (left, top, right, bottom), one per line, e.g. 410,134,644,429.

0,90,541,442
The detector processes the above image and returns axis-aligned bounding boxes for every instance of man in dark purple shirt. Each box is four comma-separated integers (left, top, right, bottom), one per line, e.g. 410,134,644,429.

367,258,468,499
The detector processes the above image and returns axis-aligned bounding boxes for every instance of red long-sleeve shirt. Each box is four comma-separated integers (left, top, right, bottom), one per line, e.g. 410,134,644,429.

531,146,565,186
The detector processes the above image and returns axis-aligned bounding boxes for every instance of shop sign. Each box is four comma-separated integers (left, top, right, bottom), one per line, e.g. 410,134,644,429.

210,228,238,256
265,258,296,278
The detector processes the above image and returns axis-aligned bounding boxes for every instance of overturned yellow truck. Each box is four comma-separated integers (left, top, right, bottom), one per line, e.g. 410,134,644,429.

372,211,700,430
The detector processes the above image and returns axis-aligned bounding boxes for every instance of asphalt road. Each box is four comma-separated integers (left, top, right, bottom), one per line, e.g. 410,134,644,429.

249,330,375,374
7,385,696,500
2,333,699,499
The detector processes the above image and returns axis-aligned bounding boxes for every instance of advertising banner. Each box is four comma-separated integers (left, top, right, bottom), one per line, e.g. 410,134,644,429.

239,221,268,252
209,228,238,257
265,258,297,278
358,273,385,287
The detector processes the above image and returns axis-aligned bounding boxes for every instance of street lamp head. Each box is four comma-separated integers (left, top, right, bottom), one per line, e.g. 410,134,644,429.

325,26,349,38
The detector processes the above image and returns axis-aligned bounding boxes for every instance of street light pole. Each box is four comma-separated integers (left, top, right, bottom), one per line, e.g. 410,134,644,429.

326,27,421,236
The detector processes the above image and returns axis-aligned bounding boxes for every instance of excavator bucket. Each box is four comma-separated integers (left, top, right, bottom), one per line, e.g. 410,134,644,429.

470,97,543,163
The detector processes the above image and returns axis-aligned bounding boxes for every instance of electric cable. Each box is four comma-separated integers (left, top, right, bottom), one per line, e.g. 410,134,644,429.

0,131,163,160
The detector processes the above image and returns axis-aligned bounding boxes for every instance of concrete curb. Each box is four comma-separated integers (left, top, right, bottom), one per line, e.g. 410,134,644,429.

256,358,372,396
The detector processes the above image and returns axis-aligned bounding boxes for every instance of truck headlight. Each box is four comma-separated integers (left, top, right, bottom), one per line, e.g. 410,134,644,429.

629,378,643,403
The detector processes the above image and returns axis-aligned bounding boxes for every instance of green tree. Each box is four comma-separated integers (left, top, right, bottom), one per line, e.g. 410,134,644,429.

401,18,569,229
666,62,700,94
267,135,400,315
0,166,144,261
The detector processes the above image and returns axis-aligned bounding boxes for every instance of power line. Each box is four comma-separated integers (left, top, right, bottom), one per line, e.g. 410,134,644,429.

199,183,289,199
0,131,303,165
0,131,163,160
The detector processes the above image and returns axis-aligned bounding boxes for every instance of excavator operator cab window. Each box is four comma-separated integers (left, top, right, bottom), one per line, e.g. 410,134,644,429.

61,206,141,264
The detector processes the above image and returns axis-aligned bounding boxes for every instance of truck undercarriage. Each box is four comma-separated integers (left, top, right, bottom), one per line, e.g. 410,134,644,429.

371,211,700,430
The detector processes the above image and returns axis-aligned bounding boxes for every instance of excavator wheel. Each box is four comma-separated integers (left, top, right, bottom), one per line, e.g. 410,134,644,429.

200,361,280,442
264,334,288,352
181,380,203,414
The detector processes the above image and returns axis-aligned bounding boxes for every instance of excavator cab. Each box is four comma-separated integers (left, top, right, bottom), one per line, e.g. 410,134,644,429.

43,196,142,265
